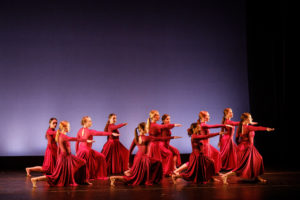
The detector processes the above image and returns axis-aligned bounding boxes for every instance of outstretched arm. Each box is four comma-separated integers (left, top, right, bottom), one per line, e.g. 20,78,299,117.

108,123,127,131
192,132,220,140
90,130,113,136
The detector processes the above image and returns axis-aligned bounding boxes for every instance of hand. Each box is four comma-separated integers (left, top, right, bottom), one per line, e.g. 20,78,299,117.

218,142,220,148
124,123,128,126
112,132,120,137
267,128,275,132
175,124,182,127
174,136,182,139
251,122,258,125
87,140,95,143
225,125,233,129
219,132,225,135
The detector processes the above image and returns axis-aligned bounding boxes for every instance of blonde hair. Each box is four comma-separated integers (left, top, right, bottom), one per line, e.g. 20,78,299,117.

81,116,90,126
221,108,232,132
197,111,208,124
145,110,159,133
237,112,251,137
55,121,70,142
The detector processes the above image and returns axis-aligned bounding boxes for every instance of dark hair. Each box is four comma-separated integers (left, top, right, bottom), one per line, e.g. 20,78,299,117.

236,113,251,144
161,114,169,124
135,122,146,142
187,123,198,137
104,113,116,132
45,117,57,139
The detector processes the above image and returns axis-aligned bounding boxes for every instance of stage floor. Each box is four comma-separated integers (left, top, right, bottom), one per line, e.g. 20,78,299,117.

0,170,299,200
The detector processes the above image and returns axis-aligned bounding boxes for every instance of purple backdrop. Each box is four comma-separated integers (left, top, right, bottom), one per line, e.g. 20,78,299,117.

0,0,249,156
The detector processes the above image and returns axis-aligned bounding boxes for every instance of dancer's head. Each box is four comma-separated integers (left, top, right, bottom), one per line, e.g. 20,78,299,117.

187,122,200,137
161,114,170,124
81,116,92,128
237,113,252,135
198,111,209,123
222,108,233,124
146,110,160,133
104,113,116,131
49,117,58,129
135,122,146,142
55,121,70,142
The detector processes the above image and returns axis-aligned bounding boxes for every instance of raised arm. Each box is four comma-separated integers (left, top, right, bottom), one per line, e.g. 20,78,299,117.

108,123,127,132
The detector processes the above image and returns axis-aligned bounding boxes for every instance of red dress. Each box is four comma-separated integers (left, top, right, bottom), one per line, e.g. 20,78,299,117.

148,122,174,161
101,123,129,175
180,133,219,183
219,119,239,171
124,136,174,185
41,128,58,175
76,128,112,180
233,125,267,179
46,134,88,186
199,122,225,174
160,128,181,175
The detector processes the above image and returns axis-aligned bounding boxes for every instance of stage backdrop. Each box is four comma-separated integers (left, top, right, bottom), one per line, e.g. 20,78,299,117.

0,0,249,156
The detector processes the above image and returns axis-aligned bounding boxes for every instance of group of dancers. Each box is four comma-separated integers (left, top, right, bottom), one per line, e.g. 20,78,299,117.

26,108,274,187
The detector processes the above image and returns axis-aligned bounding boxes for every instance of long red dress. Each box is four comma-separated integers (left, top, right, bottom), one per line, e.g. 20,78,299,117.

199,122,225,174
233,125,267,179
41,128,58,175
46,134,88,186
160,127,181,175
219,119,239,171
76,128,112,180
124,135,174,185
180,133,219,183
148,122,175,175
101,123,129,175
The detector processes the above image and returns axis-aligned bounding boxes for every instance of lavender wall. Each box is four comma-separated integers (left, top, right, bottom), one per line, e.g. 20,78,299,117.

0,0,249,156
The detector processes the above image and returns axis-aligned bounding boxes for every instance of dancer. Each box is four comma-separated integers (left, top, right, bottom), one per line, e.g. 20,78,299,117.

221,113,274,184
101,113,129,175
172,123,224,184
76,116,119,180
198,111,227,174
146,110,181,175
110,122,181,186
31,121,93,187
160,114,182,176
26,117,58,176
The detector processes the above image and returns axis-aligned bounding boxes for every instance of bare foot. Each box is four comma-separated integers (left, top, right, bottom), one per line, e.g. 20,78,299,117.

221,175,228,185
212,177,221,182
257,176,267,183
31,178,37,188
110,177,116,186
171,174,178,184
124,170,131,176
26,168,31,177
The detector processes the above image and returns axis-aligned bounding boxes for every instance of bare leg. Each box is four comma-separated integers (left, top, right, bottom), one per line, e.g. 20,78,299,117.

173,163,188,175
26,166,43,177
31,175,47,188
109,176,125,186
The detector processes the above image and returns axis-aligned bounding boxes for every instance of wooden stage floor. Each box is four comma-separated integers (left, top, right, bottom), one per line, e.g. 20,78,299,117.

0,170,300,200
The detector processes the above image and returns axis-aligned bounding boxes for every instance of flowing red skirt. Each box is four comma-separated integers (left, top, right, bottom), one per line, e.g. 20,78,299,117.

76,147,107,180
101,139,129,175
220,135,237,171
180,151,215,184
160,142,181,175
46,152,88,186
203,143,222,174
148,141,162,161
233,142,264,179
42,143,58,175
124,152,163,185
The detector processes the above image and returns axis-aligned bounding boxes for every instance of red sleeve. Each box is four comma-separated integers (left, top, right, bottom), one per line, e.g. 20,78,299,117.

47,129,57,136
75,130,80,153
90,130,112,136
108,123,126,131
149,136,174,141
203,124,226,129
227,120,240,126
63,134,86,142
156,124,175,130
129,139,136,155
247,125,268,132
192,133,219,140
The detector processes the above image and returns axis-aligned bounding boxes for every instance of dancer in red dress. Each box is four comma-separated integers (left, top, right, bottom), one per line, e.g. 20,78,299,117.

160,114,182,176
221,113,274,184
110,122,181,186
101,113,129,175
172,123,224,184
197,111,226,174
31,121,93,187
146,110,181,175
26,118,58,176
76,116,119,180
